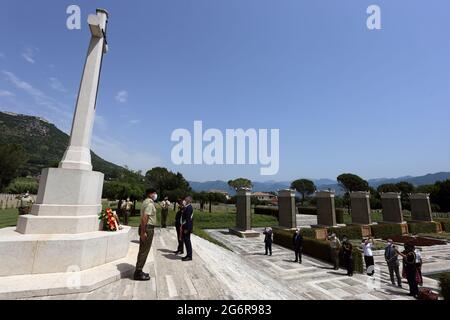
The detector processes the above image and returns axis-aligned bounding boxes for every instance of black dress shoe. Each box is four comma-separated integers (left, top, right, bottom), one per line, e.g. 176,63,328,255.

134,272,150,281
182,256,192,261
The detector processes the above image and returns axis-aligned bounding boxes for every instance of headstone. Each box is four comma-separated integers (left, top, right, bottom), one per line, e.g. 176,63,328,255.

229,188,259,238
410,193,433,222
315,191,337,227
277,189,297,229
380,192,404,223
350,191,372,225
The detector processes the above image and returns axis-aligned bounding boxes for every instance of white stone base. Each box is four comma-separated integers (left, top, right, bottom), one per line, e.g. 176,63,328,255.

0,226,131,277
0,231,139,300
229,228,260,238
16,167,104,234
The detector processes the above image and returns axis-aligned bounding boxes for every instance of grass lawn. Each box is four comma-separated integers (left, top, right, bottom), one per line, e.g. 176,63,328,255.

0,203,277,250
0,208,19,229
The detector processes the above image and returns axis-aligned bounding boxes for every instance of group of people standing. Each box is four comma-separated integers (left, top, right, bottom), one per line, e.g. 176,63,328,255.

133,188,194,281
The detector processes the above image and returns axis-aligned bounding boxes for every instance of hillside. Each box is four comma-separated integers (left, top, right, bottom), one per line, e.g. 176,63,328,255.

0,111,125,179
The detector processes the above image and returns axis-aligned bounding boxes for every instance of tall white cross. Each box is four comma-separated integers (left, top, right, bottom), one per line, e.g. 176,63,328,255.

60,9,109,171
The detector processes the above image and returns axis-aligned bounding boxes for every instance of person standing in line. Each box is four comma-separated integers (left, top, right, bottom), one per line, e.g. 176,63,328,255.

328,233,341,270
181,196,194,261
134,188,158,281
341,235,353,276
263,227,273,256
120,197,134,225
384,239,402,287
415,247,423,286
398,243,419,298
362,237,375,276
292,228,303,263
173,199,184,255
160,197,171,228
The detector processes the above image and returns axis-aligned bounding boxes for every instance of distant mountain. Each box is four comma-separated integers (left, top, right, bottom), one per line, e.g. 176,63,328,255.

368,172,450,188
189,172,450,196
0,111,125,179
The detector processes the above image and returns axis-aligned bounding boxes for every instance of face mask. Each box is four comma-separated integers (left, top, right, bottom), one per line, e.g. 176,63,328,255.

152,194,158,201
343,238,347,242
182,200,187,206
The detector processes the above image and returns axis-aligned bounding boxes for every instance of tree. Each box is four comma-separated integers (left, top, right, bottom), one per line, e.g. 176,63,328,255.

4,177,38,194
145,167,191,200
337,173,369,193
434,180,450,212
227,178,252,191
395,181,415,210
291,179,316,206
337,173,369,212
0,144,28,191
377,183,400,193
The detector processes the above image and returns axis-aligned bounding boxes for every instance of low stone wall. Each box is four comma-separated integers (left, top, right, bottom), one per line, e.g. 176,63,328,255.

0,194,36,210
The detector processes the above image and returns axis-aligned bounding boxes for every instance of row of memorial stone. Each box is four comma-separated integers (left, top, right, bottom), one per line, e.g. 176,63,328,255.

234,189,433,233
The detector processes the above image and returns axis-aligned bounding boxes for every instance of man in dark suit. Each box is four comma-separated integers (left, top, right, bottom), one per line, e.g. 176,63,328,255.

263,227,273,256
292,228,303,263
173,199,184,255
181,196,194,261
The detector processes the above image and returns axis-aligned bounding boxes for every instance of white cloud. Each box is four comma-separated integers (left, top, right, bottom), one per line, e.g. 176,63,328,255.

129,119,141,125
49,77,67,93
92,135,162,172
115,90,128,103
21,47,38,64
0,90,14,97
2,70,72,126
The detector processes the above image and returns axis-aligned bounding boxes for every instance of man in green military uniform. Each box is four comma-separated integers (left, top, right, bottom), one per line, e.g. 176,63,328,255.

134,188,158,281
18,191,34,215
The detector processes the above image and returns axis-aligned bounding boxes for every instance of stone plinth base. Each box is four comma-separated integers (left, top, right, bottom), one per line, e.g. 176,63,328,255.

16,167,104,234
229,228,260,238
0,226,131,277
0,231,138,300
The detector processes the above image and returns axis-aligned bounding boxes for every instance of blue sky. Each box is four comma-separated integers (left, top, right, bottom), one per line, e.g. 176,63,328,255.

1,0,449,182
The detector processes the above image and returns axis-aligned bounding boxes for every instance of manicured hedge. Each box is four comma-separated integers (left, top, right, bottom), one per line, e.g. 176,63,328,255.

440,272,450,300
254,206,278,218
328,226,363,240
407,222,439,235
336,208,345,224
273,229,363,273
299,227,317,239
298,207,317,215
435,218,450,232
370,224,404,239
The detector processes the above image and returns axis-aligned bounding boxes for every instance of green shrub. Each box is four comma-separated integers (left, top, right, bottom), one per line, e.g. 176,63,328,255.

435,218,450,232
254,206,278,218
273,228,363,273
298,207,317,215
329,226,363,240
336,208,345,224
407,222,439,234
440,273,450,300
4,177,38,194
371,224,404,239
299,227,316,239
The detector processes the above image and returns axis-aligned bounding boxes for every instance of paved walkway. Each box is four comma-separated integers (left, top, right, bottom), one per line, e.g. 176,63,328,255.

28,227,446,300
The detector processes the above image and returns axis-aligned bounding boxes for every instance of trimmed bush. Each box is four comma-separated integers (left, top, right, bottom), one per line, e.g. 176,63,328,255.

254,206,278,218
440,273,450,300
336,208,345,224
298,207,317,215
273,228,363,273
299,227,316,239
371,224,404,239
407,222,439,234
435,218,450,232
329,226,363,240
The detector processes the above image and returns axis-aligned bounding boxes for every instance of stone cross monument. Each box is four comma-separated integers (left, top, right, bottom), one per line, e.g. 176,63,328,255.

350,191,372,225
410,193,433,222
0,9,131,278
16,9,109,235
315,191,338,227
